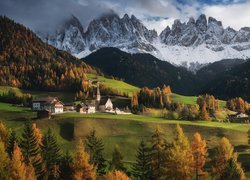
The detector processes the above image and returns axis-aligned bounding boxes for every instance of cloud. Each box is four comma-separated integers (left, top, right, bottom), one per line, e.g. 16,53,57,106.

203,1,250,30
0,0,249,34
0,0,110,32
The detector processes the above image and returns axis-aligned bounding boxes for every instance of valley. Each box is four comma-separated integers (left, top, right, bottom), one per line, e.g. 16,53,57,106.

0,12,250,179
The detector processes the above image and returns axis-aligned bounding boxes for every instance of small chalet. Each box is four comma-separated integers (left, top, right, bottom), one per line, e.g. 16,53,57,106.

32,97,64,113
76,103,96,114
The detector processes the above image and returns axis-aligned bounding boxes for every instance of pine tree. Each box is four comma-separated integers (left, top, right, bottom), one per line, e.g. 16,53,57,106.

72,139,96,180
0,121,8,146
150,127,167,179
167,124,194,179
104,170,130,180
41,128,61,179
192,132,207,179
132,139,152,180
9,142,27,180
6,129,18,157
109,145,126,172
212,137,234,179
60,151,73,180
20,121,44,178
85,130,106,175
0,139,10,179
220,156,245,180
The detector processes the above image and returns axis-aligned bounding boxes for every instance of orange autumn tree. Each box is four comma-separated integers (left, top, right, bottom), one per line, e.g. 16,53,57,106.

0,121,8,146
131,93,139,108
104,170,130,180
9,142,36,180
192,132,208,178
72,139,96,180
32,123,43,146
0,139,10,179
167,124,194,179
212,137,234,179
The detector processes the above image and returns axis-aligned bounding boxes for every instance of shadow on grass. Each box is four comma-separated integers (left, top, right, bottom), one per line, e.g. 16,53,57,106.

60,122,74,141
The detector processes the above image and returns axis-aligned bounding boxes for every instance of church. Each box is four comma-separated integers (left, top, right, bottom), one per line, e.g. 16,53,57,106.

95,82,114,112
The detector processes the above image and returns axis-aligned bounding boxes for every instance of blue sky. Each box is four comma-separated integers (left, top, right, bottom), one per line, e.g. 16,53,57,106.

0,0,250,33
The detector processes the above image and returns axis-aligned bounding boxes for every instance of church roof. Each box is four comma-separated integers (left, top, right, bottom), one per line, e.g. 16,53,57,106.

99,97,111,105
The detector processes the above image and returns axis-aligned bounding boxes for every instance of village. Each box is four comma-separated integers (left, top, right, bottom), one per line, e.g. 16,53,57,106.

31,82,131,119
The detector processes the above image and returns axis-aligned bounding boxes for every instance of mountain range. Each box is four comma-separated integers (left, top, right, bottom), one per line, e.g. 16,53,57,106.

38,13,250,70
83,47,250,100
0,15,249,100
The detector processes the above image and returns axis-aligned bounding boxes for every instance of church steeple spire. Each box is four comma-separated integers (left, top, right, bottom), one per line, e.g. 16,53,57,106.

96,81,101,102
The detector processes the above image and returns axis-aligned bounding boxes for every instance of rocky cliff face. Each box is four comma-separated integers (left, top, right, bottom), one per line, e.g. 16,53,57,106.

38,13,250,70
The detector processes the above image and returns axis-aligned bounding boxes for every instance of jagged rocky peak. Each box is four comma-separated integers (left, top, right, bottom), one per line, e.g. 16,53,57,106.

196,14,207,32
63,15,84,33
208,17,222,26
187,17,195,25
160,26,171,42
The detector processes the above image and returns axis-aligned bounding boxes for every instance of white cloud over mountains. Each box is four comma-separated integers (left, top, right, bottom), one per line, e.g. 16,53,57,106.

0,0,249,34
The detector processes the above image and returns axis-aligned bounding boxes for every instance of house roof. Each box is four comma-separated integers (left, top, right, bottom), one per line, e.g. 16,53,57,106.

32,96,63,105
99,97,111,105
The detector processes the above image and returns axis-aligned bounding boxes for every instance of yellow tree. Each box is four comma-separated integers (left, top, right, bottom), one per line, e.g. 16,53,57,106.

0,139,10,179
0,121,8,146
192,132,208,179
200,102,209,120
104,170,130,180
72,139,96,180
212,137,234,179
167,124,194,179
9,142,27,180
131,93,139,107
32,123,42,146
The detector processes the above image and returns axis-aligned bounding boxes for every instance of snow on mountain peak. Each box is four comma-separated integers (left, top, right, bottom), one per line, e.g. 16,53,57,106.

38,13,250,70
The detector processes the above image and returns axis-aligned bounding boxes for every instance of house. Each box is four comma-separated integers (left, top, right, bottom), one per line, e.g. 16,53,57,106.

99,97,113,112
76,103,96,114
76,104,85,113
236,112,248,118
115,107,131,115
64,103,75,111
32,96,64,113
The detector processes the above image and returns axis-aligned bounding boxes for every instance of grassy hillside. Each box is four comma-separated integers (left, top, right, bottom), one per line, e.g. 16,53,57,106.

171,93,226,108
0,102,250,174
87,74,140,97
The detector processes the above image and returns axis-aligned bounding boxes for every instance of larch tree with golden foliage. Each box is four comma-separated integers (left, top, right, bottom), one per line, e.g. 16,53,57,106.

32,123,43,146
192,132,208,179
0,139,10,179
212,137,234,179
200,101,209,120
9,142,30,180
0,121,8,146
104,170,130,180
72,139,96,180
166,124,194,179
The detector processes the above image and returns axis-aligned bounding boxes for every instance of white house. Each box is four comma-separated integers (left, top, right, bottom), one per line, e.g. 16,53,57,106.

32,97,64,113
236,112,248,118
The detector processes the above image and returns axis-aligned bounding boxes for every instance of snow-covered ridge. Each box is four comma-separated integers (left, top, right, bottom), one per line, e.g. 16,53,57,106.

37,13,250,70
